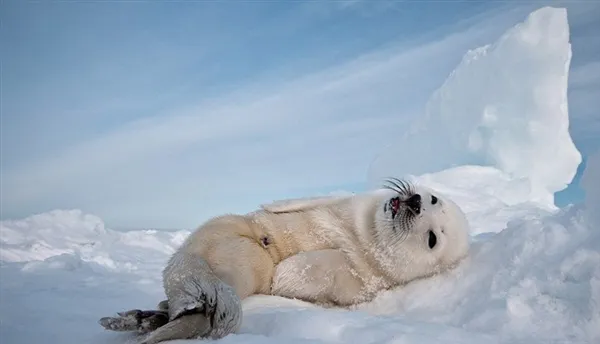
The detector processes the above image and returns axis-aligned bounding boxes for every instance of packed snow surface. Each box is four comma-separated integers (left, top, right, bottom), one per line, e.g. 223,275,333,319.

1,6,597,344
1,166,598,344
368,6,581,208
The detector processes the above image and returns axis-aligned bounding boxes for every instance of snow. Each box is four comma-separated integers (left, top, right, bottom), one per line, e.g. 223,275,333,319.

2,172,598,344
1,6,598,344
368,6,581,208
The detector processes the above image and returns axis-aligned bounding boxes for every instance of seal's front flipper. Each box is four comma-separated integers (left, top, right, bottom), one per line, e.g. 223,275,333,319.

138,313,212,344
271,249,367,306
98,309,169,333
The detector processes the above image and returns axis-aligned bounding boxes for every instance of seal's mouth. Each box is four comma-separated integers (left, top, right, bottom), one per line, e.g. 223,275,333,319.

387,197,401,219
385,194,421,219
381,178,422,235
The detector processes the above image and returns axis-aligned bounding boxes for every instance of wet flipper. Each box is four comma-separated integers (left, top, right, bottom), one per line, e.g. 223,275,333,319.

98,308,169,333
161,251,243,340
138,313,212,344
156,300,169,312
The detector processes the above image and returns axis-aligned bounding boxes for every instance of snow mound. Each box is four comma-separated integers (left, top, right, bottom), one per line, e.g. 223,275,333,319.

411,165,557,236
368,6,581,208
358,203,600,344
0,209,107,263
0,209,189,275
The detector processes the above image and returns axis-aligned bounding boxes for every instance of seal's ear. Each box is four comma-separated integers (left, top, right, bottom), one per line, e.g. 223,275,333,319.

261,194,352,213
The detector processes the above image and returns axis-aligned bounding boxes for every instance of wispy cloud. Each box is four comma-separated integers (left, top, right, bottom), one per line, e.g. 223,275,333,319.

2,1,598,228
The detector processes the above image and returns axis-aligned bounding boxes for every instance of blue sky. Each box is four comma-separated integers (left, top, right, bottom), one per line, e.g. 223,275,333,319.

2,0,599,229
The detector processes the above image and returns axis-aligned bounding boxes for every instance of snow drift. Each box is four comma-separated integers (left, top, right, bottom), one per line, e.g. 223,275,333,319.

368,6,581,208
0,6,597,344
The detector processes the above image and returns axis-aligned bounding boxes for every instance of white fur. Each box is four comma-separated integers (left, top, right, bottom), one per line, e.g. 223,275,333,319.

267,186,471,302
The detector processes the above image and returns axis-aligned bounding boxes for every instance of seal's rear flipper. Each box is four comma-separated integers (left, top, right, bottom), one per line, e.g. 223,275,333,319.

99,309,169,333
138,313,212,344
161,251,243,340
157,300,169,312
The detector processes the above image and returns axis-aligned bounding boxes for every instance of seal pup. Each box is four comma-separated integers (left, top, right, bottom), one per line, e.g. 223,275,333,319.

99,179,470,343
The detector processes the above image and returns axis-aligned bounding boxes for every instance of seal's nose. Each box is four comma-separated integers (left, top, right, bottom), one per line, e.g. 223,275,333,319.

406,194,421,215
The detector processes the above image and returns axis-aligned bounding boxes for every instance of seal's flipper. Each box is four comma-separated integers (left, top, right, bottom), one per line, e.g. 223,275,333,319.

98,309,169,333
138,313,212,344
156,300,169,312
162,251,243,340
261,194,353,213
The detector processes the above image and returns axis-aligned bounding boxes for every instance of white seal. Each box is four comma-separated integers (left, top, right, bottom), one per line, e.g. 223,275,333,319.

99,179,470,343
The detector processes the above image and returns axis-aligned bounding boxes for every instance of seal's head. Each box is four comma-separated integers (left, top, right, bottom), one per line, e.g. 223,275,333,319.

374,178,470,284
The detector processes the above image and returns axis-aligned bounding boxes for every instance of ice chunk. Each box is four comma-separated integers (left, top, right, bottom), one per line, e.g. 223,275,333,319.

368,7,581,207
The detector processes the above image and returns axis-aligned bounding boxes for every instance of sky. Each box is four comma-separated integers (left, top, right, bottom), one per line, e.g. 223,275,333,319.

2,0,599,230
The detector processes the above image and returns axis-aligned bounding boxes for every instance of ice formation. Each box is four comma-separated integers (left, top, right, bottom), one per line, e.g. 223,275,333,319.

368,7,581,208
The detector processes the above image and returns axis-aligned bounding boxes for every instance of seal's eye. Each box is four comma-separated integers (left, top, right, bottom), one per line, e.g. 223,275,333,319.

431,195,438,205
428,230,437,249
